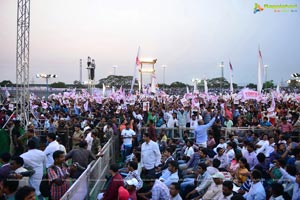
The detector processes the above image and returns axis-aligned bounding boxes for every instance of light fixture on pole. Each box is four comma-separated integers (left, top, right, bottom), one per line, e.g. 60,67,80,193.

36,73,57,100
87,56,96,94
219,61,224,92
264,64,268,82
192,78,201,93
161,65,167,86
112,65,118,76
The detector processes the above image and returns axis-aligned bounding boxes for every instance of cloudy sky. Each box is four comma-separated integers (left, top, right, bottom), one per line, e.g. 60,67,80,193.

0,0,299,86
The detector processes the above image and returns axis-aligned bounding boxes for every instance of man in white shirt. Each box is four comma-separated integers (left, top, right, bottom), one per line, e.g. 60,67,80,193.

121,123,136,162
190,114,200,134
141,133,161,177
43,133,60,168
256,133,270,157
84,126,93,151
21,140,46,199
213,137,227,153
243,170,266,200
159,160,179,187
214,148,228,169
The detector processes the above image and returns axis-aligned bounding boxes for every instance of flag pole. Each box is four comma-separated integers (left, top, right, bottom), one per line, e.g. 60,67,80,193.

130,46,140,94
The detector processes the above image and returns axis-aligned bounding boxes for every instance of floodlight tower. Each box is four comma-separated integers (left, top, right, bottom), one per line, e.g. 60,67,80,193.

16,0,31,128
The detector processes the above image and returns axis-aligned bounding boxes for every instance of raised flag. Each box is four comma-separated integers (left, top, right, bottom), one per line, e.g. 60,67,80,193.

130,46,141,94
257,47,264,93
229,60,234,94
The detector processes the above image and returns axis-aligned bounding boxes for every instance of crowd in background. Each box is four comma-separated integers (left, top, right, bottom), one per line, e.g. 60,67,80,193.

0,92,300,199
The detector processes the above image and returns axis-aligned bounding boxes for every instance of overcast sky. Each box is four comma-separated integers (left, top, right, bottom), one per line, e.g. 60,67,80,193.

0,0,299,86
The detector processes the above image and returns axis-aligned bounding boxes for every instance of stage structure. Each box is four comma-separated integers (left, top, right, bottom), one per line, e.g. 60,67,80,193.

87,56,96,94
16,0,31,128
139,59,157,93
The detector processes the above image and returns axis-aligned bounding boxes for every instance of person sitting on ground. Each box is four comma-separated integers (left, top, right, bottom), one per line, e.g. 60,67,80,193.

137,174,170,200
169,182,182,200
233,157,250,186
213,137,227,153
202,172,225,200
214,147,229,169
159,160,179,187
123,161,143,191
243,169,266,200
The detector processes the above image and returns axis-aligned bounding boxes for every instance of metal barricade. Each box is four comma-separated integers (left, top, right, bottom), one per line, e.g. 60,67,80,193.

60,161,95,200
61,137,116,200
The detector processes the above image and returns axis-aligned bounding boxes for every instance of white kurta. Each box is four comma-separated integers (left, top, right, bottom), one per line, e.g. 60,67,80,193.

21,149,46,196
44,140,60,168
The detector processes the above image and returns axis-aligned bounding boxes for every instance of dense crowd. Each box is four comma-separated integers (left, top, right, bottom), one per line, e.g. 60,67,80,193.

0,89,300,199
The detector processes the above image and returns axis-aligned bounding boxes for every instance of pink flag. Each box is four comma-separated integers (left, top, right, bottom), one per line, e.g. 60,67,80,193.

84,101,89,112
267,92,276,113
257,47,264,93
130,46,141,93
41,101,48,109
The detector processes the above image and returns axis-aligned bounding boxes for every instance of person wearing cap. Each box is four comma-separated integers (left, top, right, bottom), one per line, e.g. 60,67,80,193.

201,172,224,200
125,178,139,200
44,133,60,168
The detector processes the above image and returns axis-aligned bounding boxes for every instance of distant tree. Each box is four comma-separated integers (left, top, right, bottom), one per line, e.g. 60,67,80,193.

170,81,186,88
287,80,300,88
73,80,84,88
158,83,169,88
208,77,229,88
233,83,238,89
50,82,66,88
263,80,274,89
0,80,13,87
98,75,136,88
246,83,257,89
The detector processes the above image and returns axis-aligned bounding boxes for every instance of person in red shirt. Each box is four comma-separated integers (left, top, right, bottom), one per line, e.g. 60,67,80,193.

148,119,156,142
277,117,293,134
100,164,124,200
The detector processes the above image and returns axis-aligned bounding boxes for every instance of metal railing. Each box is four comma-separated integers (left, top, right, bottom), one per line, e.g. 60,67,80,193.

61,136,116,200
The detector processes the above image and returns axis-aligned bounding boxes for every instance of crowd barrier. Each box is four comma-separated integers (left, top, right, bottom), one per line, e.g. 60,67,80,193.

61,136,116,200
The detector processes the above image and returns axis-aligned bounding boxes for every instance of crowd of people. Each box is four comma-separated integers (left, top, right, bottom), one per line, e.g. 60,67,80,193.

0,89,300,199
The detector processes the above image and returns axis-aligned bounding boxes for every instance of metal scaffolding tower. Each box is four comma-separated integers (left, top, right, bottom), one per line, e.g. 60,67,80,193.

16,0,30,128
